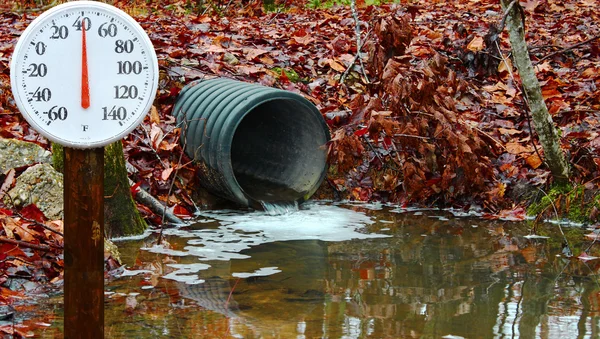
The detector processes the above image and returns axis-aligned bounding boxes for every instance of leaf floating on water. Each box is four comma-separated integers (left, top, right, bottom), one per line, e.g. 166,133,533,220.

443,335,466,339
577,252,600,262
232,267,281,279
496,207,526,221
585,233,600,241
523,234,550,239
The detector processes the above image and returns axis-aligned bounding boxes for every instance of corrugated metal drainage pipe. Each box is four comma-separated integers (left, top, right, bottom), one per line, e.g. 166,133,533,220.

172,78,330,207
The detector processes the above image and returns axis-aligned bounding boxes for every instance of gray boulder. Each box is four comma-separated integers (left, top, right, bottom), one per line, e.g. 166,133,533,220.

5,163,63,220
0,138,51,173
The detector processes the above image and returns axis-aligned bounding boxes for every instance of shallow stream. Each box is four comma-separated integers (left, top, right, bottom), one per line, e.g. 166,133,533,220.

9,202,600,338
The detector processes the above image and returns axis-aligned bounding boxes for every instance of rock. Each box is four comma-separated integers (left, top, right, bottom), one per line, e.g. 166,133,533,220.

5,163,63,220
222,52,239,65
0,138,52,173
104,238,121,264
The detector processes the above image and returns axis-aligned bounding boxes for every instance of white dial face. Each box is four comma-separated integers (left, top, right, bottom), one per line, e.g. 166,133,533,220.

10,1,158,148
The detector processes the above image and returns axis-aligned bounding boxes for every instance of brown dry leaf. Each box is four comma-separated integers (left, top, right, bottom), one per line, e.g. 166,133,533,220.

0,168,15,200
371,111,392,117
525,153,542,169
467,36,484,52
330,128,345,142
12,222,36,242
328,59,346,72
498,127,522,135
535,61,552,73
490,182,506,199
161,167,174,181
259,55,274,65
236,65,264,75
523,0,541,12
582,67,599,78
548,99,570,114
204,44,228,53
483,81,508,93
243,47,269,60
505,83,517,98
149,106,160,125
150,124,163,150
498,58,513,74
541,87,562,100
505,142,533,154
2,218,14,239
46,220,64,235
289,35,315,45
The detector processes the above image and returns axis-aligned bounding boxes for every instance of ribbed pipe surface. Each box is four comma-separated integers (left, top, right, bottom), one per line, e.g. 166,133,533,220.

172,78,330,207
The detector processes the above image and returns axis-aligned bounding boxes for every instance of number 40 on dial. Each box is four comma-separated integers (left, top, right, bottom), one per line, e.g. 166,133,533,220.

10,1,159,149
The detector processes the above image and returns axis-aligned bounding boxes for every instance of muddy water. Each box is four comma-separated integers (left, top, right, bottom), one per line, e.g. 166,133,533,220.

17,202,600,338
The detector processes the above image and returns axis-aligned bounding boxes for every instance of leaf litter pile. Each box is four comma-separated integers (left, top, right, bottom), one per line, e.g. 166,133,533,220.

0,0,599,335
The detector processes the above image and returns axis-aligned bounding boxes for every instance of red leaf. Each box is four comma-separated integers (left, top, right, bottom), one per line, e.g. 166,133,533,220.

383,136,392,149
354,127,369,136
20,204,46,222
173,205,191,218
130,181,142,195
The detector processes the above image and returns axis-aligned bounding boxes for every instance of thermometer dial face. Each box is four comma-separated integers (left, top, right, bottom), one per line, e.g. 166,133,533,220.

10,1,159,148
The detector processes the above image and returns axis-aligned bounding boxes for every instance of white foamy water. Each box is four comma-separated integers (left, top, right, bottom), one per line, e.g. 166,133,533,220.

141,202,388,284
259,200,299,215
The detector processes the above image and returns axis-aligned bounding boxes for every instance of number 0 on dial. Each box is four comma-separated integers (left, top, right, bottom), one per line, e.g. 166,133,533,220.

10,1,159,148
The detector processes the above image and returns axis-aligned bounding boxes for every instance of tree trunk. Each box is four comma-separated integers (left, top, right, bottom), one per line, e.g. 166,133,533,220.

500,0,570,184
103,141,147,238
52,141,147,238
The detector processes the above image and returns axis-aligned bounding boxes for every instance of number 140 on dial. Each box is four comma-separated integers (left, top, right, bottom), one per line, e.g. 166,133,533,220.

11,1,158,149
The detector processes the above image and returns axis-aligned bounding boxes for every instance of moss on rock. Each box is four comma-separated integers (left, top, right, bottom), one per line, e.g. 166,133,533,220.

51,143,64,173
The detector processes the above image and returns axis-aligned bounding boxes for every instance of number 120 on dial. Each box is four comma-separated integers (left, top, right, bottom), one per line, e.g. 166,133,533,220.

11,1,159,149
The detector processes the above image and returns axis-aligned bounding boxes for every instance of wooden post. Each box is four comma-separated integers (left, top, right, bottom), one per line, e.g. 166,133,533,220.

63,147,104,339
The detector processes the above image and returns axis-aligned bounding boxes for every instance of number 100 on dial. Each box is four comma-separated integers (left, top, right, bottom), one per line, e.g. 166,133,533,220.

10,1,159,148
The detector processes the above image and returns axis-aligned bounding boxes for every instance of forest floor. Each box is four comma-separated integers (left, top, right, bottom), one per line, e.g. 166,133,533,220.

0,0,599,336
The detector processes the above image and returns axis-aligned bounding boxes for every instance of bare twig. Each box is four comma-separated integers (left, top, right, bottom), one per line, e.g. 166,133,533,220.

17,214,64,237
494,40,544,162
393,133,432,140
0,236,56,251
158,116,190,244
3,194,64,237
340,0,370,84
535,187,572,257
474,127,507,152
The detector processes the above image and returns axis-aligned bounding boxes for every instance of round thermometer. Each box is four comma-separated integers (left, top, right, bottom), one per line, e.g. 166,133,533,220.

10,1,159,148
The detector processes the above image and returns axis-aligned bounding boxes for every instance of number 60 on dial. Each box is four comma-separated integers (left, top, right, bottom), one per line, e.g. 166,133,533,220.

10,1,159,148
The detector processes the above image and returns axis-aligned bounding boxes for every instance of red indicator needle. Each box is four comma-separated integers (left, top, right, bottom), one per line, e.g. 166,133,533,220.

81,20,90,109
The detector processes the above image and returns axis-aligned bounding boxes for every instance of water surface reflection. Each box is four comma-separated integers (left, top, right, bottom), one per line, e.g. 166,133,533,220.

36,203,600,338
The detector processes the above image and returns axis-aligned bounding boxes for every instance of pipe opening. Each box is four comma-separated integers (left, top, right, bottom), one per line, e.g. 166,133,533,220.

230,99,328,203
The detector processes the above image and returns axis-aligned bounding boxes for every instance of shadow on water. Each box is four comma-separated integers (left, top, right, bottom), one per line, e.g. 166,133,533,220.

20,202,600,338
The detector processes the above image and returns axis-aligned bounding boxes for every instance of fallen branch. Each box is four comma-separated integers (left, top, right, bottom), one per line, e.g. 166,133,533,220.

128,178,184,225
0,236,54,252
535,34,600,64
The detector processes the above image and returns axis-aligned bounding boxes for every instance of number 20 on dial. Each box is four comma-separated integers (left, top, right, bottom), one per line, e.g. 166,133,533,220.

10,1,159,148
